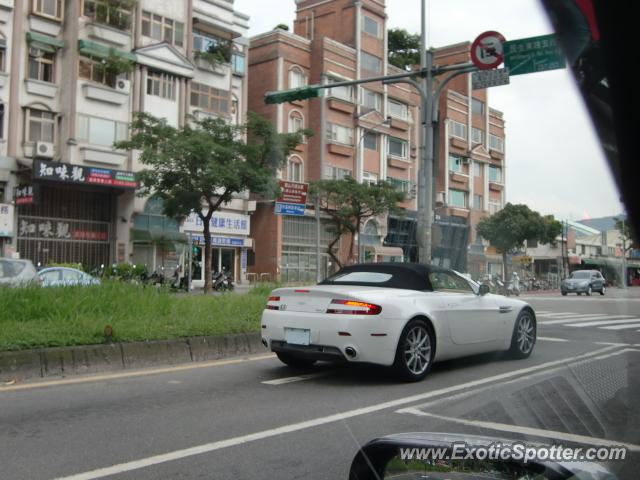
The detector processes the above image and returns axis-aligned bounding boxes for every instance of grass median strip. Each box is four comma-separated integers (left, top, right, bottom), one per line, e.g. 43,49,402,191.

0,283,275,351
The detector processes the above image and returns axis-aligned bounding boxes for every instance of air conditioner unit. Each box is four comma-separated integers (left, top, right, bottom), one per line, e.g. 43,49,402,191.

115,78,131,94
35,141,55,159
28,47,43,58
435,191,446,205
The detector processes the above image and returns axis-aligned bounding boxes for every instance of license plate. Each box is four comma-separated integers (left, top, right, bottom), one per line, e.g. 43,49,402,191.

285,328,310,346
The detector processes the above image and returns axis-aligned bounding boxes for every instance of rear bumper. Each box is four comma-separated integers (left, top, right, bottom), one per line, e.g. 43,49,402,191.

270,341,347,362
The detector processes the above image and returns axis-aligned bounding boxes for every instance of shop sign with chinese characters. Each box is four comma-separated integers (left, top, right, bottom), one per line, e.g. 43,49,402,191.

34,160,138,189
17,216,110,242
183,211,251,236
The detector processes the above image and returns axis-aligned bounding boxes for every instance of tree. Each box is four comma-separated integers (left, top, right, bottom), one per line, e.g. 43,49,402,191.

615,216,637,253
388,28,421,71
274,24,289,31
116,112,304,292
476,203,562,282
310,177,405,269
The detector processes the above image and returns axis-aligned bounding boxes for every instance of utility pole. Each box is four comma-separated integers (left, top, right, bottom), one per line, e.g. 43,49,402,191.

622,215,627,289
417,0,433,264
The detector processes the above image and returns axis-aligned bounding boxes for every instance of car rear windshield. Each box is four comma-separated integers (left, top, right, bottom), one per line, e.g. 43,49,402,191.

325,272,393,283
0,260,26,278
570,271,591,279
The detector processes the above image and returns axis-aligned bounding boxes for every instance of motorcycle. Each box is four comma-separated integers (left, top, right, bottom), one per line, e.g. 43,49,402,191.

212,270,234,292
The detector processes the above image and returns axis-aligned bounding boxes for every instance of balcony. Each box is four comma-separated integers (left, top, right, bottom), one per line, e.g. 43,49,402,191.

449,171,469,185
387,155,410,170
25,79,58,98
449,136,467,150
489,181,504,192
327,98,355,114
82,83,129,105
81,146,127,167
389,117,409,131
85,22,131,47
327,142,353,157
489,148,504,160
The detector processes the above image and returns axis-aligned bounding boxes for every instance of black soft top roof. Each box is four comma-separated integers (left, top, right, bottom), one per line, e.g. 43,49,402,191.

319,262,451,291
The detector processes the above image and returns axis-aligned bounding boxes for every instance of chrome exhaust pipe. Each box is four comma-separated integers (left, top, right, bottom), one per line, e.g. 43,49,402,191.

344,346,357,358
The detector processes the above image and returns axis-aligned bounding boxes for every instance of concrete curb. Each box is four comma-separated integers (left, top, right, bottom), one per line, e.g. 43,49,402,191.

0,332,266,383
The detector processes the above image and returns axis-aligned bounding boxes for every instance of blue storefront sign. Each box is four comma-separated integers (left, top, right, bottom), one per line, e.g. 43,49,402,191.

192,235,245,246
275,202,305,216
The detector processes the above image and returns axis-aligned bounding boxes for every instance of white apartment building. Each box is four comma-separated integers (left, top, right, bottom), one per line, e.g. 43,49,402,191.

0,0,252,284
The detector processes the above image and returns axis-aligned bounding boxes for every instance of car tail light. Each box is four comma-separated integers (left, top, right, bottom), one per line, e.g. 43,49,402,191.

266,296,281,310
326,299,382,315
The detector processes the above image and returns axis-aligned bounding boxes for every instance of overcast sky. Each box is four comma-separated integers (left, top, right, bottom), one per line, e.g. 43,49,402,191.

235,0,623,221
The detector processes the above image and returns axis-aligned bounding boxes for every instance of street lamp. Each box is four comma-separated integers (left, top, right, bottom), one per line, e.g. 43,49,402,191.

354,115,392,263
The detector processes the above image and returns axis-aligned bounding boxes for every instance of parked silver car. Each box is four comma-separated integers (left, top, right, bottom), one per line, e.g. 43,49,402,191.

0,258,38,286
37,267,100,287
560,269,606,296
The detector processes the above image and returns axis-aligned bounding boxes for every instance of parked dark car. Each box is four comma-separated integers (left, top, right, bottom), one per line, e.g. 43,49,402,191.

560,269,606,296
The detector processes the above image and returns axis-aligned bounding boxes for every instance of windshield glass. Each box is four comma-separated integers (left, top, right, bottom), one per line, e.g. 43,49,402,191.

0,260,25,278
570,271,592,279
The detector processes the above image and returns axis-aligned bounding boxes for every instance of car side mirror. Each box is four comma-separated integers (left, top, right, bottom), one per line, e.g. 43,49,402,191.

478,284,490,296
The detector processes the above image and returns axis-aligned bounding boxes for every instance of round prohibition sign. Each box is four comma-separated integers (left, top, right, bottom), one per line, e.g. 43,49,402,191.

470,31,506,70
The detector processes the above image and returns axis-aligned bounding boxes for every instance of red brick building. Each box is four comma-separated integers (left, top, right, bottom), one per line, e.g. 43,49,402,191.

247,0,506,282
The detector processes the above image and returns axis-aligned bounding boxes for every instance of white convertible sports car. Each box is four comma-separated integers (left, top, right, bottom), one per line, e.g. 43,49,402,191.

261,263,536,381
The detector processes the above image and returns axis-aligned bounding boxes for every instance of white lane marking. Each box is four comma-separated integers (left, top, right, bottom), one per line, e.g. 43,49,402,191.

52,345,620,480
0,354,277,393
600,322,640,330
261,371,332,385
595,342,632,346
535,312,580,318
397,348,634,412
396,410,640,451
541,315,633,325
537,337,570,342
568,318,640,328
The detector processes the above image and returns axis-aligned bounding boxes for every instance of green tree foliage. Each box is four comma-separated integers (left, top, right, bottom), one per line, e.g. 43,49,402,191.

388,28,421,70
614,216,637,251
116,112,305,292
476,203,563,280
310,177,405,268
274,24,289,31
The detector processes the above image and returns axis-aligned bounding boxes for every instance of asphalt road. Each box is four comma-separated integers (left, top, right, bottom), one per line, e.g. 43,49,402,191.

2,290,639,480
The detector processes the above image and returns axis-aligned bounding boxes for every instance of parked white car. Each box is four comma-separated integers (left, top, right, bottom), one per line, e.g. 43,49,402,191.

261,263,536,381
0,259,38,287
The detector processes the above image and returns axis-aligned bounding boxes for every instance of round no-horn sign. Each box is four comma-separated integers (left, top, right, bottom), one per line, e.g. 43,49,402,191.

470,31,506,70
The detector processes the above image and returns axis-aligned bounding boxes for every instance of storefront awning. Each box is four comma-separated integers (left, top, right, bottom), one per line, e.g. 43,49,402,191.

131,229,188,244
27,32,65,53
78,39,137,62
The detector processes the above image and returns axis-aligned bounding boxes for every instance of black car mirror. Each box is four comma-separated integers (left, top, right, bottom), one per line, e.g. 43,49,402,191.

478,284,490,296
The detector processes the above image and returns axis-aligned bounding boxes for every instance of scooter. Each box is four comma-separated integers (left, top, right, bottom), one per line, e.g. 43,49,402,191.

212,270,234,292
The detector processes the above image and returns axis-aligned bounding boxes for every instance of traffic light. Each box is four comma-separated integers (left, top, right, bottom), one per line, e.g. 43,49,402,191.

264,86,321,104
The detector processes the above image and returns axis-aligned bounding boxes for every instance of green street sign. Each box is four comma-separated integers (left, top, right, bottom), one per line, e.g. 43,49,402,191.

264,86,321,104
504,34,566,76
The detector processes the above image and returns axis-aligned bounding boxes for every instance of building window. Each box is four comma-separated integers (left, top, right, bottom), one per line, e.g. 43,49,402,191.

361,89,382,111
361,51,382,73
328,77,353,102
33,0,63,20
193,30,231,63
0,104,4,140
287,157,303,182
82,0,132,30
489,165,502,183
489,133,504,152
289,66,306,89
388,99,408,119
190,82,229,114
489,200,502,214
362,15,380,37
448,189,467,208
28,50,55,83
26,109,56,143
288,111,305,142
327,166,352,180
387,137,407,158
387,176,409,193
78,56,119,88
472,127,483,144
473,194,483,210
363,132,377,150
326,123,354,145
147,71,176,100
231,53,245,75
449,154,463,173
77,114,128,147
450,120,467,139
142,11,184,47
473,161,482,177
362,171,378,186
0,39,5,72
472,98,484,115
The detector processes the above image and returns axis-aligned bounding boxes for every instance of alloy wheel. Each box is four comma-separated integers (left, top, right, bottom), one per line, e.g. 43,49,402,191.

517,314,535,354
403,326,431,375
